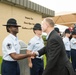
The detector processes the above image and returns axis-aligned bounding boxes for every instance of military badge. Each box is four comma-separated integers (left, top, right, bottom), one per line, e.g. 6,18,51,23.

7,43,12,50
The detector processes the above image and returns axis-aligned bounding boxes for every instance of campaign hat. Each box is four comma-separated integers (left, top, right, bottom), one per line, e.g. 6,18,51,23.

3,18,21,27
33,23,42,30
65,29,71,34
54,27,60,33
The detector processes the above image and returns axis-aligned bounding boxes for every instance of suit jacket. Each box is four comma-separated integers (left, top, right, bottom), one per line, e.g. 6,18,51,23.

38,30,74,75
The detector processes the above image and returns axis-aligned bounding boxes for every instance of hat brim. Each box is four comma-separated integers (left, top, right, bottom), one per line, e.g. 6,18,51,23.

3,24,21,27
33,28,42,30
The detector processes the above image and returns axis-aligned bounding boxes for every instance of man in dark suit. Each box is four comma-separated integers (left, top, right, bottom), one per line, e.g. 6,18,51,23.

33,18,74,75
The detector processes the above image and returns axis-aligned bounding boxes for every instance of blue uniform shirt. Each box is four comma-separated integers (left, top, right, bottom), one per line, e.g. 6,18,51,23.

70,37,76,49
27,36,44,58
2,34,20,61
63,36,71,51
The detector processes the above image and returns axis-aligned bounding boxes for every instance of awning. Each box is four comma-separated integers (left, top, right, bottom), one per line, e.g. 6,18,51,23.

52,12,76,27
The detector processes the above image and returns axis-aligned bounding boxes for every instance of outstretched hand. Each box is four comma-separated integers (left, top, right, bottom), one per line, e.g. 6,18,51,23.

30,52,37,59
27,52,36,58
27,51,39,59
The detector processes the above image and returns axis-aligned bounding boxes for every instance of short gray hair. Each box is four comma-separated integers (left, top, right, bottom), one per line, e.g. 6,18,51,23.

44,17,55,27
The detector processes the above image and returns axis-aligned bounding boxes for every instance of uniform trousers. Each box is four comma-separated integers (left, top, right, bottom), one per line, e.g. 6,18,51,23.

71,49,76,72
30,58,44,75
1,60,20,75
66,50,71,59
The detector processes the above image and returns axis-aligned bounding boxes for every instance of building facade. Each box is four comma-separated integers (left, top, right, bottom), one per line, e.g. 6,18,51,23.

0,0,54,56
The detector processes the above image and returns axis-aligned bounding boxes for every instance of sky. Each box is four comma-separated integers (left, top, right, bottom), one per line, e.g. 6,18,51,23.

30,0,76,14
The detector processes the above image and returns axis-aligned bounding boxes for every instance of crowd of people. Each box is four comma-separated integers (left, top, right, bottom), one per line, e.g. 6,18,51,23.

1,17,76,75
55,24,76,73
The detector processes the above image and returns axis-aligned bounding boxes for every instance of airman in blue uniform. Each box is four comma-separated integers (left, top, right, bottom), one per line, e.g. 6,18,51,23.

27,23,44,75
1,18,33,75
70,31,76,72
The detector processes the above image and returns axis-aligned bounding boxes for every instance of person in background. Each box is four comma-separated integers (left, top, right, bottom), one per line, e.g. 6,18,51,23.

27,23,44,75
63,29,71,59
70,31,76,72
1,18,33,75
69,24,75,32
54,27,61,36
33,17,74,75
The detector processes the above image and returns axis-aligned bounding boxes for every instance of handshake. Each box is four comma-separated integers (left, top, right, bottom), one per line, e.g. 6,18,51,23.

26,51,39,68
26,51,39,59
